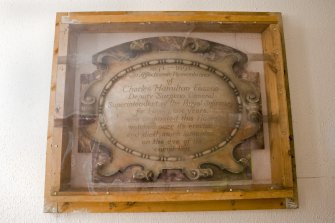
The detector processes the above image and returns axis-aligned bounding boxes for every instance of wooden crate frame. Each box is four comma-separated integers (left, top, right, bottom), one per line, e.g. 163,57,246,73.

44,11,297,213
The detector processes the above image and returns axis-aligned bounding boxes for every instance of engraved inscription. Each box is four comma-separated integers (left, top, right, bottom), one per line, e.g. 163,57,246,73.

98,59,242,161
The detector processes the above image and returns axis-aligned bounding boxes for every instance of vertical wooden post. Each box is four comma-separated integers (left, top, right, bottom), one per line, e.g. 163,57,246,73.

262,23,293,187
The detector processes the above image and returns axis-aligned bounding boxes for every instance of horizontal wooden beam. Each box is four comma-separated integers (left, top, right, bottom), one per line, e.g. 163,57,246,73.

57,198,287,212
59,11,279,24
49,189,294,203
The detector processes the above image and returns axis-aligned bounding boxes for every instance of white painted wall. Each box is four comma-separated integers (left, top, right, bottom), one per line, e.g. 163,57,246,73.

0,0,334,222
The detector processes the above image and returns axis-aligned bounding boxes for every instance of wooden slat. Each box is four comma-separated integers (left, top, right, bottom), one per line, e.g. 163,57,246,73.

70,22,269,33
52,23,72,192
262,23,293,187
63,11,281,34
44,14,78,212
44,13,66,213
57,198,286,212
66,11,278,16
49,189,293,203
62,11,279,24
277,14,299,206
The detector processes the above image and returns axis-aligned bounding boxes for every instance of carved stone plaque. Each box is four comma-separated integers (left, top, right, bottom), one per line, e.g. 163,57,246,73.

79,36,261,183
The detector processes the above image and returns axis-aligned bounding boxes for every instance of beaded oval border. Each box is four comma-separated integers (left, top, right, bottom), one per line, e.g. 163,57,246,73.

98,59,243,161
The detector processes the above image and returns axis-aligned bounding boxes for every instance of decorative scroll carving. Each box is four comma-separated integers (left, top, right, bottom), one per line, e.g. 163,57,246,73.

80,67,106,118
183,168,214,180
133,169,154,181
184,38,212,53
245,92,262,123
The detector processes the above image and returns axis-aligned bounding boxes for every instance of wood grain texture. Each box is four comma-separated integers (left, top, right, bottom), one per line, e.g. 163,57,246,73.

44,13,65,213
64,11,280,23
49,189,293,203
57,198,286,213
262,24,294,187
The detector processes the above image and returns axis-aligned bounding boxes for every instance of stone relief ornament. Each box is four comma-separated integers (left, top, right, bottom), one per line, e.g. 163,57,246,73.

78,36,262,183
